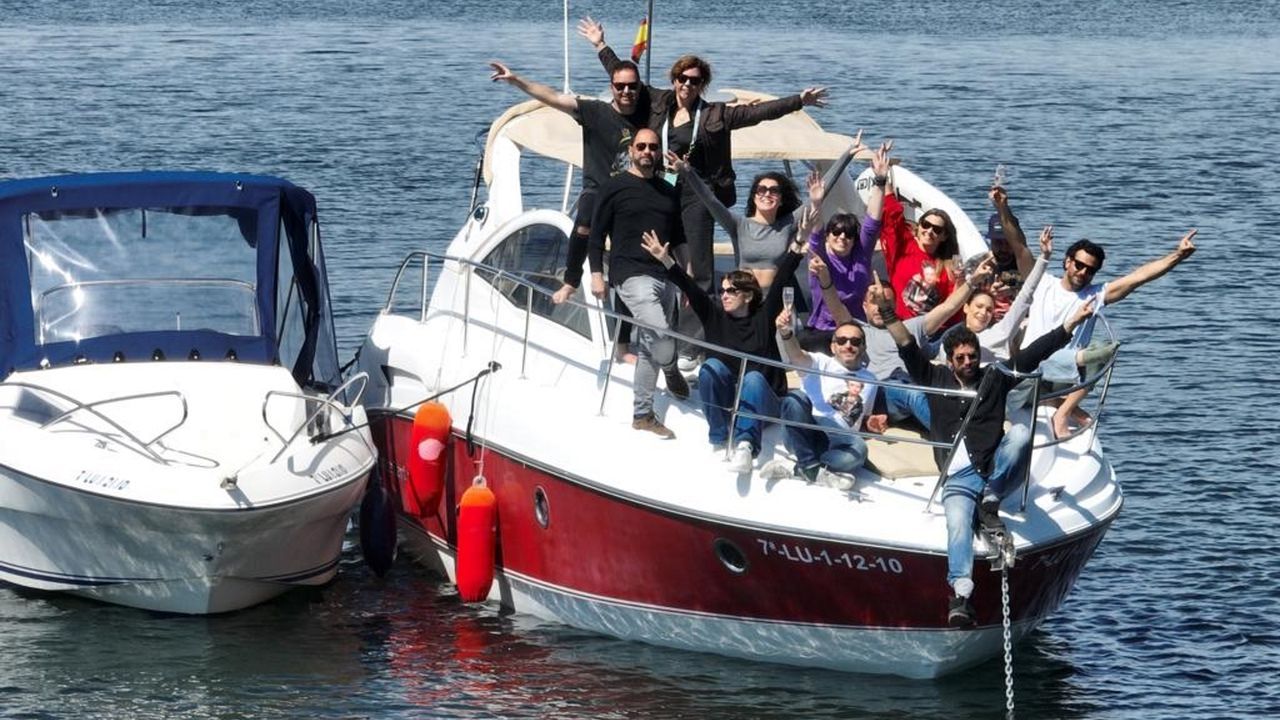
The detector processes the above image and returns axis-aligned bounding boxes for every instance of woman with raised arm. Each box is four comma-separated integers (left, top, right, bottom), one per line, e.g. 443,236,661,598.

667,151,812,291
640,224,809,475
579,16,827,295
800,138,890,348
867,145,961,321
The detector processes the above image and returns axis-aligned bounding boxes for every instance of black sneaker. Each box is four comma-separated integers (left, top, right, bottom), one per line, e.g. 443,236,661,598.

979,495,1004,534
796,464,821,484
663,368,690,400
948,596,975,628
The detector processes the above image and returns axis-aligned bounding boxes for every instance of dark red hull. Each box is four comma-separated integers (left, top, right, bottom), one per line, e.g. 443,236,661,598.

371,411,1111,631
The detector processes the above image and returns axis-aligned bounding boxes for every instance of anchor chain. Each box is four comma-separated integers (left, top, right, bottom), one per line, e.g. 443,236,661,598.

1001,565,1015,719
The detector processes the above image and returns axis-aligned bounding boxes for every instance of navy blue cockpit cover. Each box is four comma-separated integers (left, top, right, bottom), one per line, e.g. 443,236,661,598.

0,171,338,387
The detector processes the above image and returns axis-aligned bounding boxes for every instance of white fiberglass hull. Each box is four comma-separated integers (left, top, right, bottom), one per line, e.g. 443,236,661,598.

0,464,365,614
0,363,375,614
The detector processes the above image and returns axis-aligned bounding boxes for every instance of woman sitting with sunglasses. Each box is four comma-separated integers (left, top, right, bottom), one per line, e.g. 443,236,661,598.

639,227,806,474
580,17,827,295
866,147,961,321
666,152,814,293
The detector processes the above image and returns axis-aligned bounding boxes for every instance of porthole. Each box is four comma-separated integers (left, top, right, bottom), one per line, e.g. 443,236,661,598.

533,486,550,529
714,538,749,575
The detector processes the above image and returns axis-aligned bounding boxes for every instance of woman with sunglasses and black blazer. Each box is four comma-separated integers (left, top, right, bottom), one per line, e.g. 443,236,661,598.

580,16,827,296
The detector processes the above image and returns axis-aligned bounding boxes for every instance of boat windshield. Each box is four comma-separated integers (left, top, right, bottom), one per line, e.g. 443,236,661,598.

24,206,260,343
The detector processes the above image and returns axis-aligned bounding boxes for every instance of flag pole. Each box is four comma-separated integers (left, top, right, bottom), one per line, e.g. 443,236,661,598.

645,0,654,84
562,0,570,91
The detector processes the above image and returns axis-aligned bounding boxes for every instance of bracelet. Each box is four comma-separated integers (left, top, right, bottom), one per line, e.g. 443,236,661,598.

819,281,833,290
873,176,888,188
779,331,794,340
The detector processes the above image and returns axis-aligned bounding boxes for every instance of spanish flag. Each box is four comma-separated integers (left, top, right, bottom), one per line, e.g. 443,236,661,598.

630,16,649,63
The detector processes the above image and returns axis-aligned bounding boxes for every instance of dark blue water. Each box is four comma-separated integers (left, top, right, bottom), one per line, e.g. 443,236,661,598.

3,2,1279,717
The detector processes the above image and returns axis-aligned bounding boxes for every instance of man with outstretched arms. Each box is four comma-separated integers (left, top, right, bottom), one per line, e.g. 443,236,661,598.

1022,229,1197,437
488,58,649,303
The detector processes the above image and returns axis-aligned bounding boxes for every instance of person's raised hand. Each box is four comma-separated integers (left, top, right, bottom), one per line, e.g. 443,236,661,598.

809,254,832,286
1176,229,1198,258
989,185,1008,208
488,61,515,83
775,306,794,331
664,150,688,174
800,87,829,107
1039,225,1054,258
968,253,997,288
577,17,604,48
1065,298,1096,332
870,141,893,178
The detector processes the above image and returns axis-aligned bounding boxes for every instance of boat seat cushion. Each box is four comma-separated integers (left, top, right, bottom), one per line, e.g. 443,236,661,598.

866,426,939,479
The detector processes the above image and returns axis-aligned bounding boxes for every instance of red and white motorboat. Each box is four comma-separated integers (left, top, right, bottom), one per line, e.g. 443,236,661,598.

355,94,1122,678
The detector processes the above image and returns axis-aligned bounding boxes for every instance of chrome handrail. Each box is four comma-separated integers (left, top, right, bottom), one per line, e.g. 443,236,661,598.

1,382,184,464
264,372,371,464
382,250,1118,507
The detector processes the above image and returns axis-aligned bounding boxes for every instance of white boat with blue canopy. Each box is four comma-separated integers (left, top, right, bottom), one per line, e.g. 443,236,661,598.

0,171,375,614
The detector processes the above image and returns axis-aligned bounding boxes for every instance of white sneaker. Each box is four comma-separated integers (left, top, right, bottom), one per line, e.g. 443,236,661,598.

759,459,794,481
816,467,855,491
728,441,754,473
677,355,699,373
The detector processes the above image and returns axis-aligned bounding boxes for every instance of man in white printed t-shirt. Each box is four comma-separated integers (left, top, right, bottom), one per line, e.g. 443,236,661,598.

1022,231,1198,437
769,309,886,489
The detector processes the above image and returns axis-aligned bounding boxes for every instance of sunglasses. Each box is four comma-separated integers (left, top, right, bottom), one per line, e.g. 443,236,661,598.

633,142,661,152
719,286,748,296
1068,256,1101,274
754,185,782,197
951,352,979,363
919,219,946,234
612,81,639,91
832,335,864,346
675,74,705,86
829,226,855,238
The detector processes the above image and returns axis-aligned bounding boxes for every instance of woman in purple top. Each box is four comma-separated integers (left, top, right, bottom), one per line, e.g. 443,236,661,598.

800,140,892,350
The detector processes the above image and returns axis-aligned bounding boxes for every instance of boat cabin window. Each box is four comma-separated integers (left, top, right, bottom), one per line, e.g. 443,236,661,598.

276,218,308,370
476,223,590,339
24,207,260,344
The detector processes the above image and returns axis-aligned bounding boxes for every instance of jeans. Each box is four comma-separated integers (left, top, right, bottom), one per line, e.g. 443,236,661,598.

614,275,678,418
779,390,869,473
883,380,932,429
699,359,779,452
941,422,1032,585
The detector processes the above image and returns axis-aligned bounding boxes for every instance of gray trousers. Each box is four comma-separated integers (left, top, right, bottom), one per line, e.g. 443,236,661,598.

614,274,678,418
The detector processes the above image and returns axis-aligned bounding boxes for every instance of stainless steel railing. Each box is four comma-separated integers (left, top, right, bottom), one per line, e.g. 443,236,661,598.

380,250,1121,513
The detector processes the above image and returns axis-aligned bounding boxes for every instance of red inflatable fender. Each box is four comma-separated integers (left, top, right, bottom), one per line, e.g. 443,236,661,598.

455,477,497,603
405,402,451,517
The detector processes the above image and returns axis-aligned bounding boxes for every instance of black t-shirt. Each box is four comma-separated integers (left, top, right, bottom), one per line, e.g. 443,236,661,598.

588,172,685,287
666,118,694,159
573,99,646,191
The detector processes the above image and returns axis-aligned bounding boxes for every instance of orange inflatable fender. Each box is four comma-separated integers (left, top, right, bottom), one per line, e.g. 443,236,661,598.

455,477,497,603
405,402,451,517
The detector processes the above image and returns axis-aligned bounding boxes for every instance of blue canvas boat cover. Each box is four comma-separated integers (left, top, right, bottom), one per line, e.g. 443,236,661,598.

0,171,342,389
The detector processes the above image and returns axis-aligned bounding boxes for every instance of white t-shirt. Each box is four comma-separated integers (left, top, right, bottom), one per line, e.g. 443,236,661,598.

798,352,879,429
1023,274,1107,351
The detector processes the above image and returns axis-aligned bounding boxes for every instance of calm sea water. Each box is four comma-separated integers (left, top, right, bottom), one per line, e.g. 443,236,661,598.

3,1,1279,718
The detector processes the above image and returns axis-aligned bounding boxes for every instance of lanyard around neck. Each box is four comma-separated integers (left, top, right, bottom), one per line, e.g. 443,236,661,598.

662,100,701,156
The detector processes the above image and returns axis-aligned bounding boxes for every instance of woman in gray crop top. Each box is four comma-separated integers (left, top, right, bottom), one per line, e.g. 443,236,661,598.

668,153,815,291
